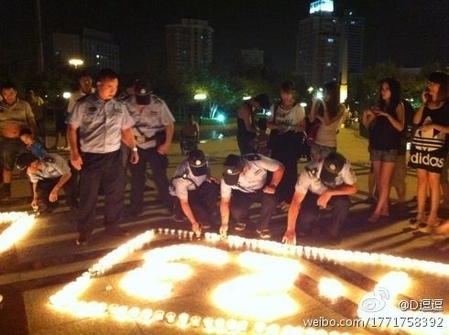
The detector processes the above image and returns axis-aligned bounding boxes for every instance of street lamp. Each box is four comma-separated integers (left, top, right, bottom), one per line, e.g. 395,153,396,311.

194,93,207,120
193,93,207,101
68,59,84,69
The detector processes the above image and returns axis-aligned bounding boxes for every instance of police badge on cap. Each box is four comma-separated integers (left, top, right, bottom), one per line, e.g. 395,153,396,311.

222,154,245,186
319,152,346,186
188,150,208,176
134,79,152,105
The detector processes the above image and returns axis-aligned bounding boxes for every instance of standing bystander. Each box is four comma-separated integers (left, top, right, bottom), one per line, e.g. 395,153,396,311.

0,82,38,200
25,89,46,146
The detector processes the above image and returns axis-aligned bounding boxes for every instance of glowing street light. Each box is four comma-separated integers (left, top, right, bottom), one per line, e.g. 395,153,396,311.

68,59,84,68
193,93,207,101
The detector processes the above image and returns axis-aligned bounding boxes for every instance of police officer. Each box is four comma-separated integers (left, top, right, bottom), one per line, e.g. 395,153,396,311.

282,152,357,245
125,78,175,217
67,68,139,245
170,149,219,234
219,153,285,239
16,152,77,214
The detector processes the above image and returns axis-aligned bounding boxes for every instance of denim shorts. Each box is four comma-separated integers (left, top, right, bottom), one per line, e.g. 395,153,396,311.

310,143,336,159
369,148,398,163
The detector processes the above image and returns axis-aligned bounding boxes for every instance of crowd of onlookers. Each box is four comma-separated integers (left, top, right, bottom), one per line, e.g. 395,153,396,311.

1,69,449,246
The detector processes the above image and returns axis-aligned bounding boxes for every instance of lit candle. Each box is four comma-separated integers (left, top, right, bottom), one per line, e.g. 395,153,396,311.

190,315,202,327
165,311,176,323
154,310,165,321
178,312,189,326
203,317,214,329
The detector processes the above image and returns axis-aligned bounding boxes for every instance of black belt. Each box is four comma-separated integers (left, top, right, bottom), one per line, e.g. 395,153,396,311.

134,134,157,142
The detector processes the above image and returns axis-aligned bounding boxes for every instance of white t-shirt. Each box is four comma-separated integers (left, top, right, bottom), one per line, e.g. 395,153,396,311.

268,103,305,129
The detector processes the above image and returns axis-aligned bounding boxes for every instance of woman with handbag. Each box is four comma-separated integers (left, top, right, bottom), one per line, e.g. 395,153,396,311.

308,81,347,162
267,80,306,210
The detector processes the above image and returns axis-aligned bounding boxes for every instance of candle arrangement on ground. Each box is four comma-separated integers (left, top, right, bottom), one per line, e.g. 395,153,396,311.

48,228,449,334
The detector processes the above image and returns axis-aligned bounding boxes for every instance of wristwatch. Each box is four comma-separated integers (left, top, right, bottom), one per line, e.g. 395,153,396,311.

132,147,138,152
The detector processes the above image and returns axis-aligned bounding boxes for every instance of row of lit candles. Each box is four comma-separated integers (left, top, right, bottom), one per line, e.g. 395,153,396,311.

48,227,448,334
0,211,35,253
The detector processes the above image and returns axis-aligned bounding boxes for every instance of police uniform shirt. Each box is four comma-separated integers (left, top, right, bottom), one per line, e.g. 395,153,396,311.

67,88,95,114
28,154,71,184
126,95,175,150
295,159,357,196
170,160,208,200
67,94,135,153
0,99,35,130
220,154,281,198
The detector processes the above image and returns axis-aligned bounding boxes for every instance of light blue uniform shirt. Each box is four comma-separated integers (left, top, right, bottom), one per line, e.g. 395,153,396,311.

169,160,208,200
125,95,175,149
68,94,135,153
220,154,282,198
28,153,71,183
295,159,357,195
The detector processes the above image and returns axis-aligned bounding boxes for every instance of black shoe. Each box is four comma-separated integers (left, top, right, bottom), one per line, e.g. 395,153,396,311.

76,230,92,245
105,226,130,237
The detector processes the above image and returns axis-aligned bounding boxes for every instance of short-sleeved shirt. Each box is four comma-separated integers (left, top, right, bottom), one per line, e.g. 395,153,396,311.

220,154,282,198
125,95,175,149
170,160,209,200
67,88,95,114
268,103,305,128
295,159,357,195
0,99,35,129
67,94,135,153
28,153,71,183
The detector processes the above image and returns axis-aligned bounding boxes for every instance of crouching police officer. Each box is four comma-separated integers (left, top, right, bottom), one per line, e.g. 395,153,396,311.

282,152,357,245
16,152,77,214
219,153,284,239
170,149,219,235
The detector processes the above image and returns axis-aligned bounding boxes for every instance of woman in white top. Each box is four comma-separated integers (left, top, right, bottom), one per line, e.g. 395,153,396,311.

309,81,346,162
267,80,306,207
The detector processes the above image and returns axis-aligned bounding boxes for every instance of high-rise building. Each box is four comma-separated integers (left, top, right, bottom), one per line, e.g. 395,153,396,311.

165,19,213,72
296,1,364,89
296,0,341,87
240,48,264,67
343,11,364,74
52,28,120,71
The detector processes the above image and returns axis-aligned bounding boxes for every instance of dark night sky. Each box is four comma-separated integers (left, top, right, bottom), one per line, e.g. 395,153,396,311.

2,0,449,74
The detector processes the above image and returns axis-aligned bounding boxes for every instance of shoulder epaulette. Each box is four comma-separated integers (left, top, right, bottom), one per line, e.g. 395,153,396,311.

244,153,261,161
152,95,163,104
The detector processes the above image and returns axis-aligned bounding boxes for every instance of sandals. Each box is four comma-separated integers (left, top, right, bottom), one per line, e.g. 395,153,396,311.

367,213,389,223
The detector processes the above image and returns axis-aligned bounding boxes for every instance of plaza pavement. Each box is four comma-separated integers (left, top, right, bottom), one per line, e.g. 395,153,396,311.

0,124,448,335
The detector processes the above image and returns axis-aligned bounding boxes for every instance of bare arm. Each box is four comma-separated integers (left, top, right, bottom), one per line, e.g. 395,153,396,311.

49,171,72,202
180,199,201,232
282,190,306,244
